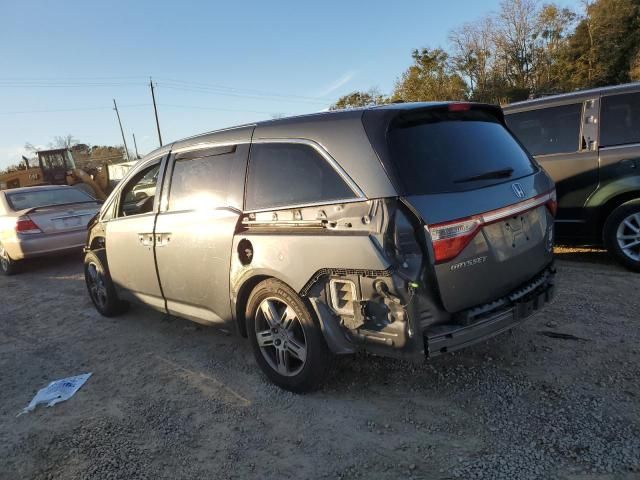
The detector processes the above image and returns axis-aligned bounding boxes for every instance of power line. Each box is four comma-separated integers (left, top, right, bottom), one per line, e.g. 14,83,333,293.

157,83,330,105
0,104,150,115
0,76,338,105
158,103,290,115
0,81,143,88
0,75,148,80
155,77,336,102
0,103,296,116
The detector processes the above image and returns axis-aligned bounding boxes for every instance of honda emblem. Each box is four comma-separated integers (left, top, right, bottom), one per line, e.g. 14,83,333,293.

511,183,525,198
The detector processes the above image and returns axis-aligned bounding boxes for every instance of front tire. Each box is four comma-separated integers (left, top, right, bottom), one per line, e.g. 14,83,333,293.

246,279,331,393
84,249,128,316
604,199,640,272
0,242,19,276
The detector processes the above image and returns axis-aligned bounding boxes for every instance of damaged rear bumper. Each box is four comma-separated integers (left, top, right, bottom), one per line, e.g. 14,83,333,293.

425,267,556,356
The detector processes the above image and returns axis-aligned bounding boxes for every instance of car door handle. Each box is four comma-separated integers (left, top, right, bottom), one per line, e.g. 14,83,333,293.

138,233,154,247
155,233,171,247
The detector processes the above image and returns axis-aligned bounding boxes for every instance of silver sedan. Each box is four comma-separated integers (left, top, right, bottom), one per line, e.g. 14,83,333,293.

0,185,100,275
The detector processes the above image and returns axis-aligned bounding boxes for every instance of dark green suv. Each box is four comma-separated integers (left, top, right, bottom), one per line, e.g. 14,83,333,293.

504,83,640,271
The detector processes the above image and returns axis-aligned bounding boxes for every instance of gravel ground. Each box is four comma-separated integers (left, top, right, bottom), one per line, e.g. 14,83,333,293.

0,247,639,479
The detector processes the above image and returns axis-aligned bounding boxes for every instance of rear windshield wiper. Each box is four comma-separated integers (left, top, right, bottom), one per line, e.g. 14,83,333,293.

454,168,514,183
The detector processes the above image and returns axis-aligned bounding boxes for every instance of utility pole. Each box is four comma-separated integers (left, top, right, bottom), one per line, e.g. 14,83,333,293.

149,77,163,147
112,99,130,161
132,133,140,159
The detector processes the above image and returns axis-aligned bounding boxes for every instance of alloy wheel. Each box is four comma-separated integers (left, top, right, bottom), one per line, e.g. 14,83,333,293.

0,244,9,272
254,297,308,377
616,212,640,262
86,262,108,309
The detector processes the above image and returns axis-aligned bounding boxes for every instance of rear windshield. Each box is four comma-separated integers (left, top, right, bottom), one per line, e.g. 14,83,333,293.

387,109,536,195
6,188,96,211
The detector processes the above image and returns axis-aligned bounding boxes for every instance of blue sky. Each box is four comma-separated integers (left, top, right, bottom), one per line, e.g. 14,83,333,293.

0,0,582,169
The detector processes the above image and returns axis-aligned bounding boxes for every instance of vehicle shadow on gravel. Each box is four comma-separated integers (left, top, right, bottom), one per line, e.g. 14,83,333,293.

15,251,84,276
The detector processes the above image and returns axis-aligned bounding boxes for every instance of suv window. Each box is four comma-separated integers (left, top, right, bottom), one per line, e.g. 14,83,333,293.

600,93,640,147
117,163,160,217
506,103,582,156
386,109,536,195
245,143,355,211
168,147,243,212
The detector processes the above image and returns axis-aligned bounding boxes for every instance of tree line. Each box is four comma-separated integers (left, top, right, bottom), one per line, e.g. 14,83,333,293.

331,0,640,109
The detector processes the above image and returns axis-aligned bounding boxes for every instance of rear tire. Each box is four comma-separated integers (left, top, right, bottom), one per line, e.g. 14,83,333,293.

246,278,332,393
84,249,128,316
604,199,640,272
0,242,19,276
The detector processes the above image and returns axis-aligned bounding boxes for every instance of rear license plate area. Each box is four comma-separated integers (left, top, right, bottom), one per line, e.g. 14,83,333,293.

54,217,82,229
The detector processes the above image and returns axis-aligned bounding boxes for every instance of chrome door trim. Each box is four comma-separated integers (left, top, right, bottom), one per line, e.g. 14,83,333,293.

243,197,365,215
600,142,640,151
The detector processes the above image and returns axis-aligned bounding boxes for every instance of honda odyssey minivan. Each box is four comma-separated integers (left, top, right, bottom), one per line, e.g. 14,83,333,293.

83,102,557,392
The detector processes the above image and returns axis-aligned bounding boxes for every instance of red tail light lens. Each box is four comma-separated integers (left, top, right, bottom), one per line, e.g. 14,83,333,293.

427,189,556,264
448,103,471,112
16,217,42,234
428,217,482,263
546,189,558,217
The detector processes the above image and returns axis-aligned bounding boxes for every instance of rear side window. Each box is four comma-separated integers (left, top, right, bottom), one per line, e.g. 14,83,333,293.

245,143,355,211
6,188,96,211
600,93,640,147
168,146,246,212
506,104,582,156
387,110,536,195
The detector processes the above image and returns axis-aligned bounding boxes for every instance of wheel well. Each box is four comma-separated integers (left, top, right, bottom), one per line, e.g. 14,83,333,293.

235,275,271,338
597,191,640,241
89,236,106,250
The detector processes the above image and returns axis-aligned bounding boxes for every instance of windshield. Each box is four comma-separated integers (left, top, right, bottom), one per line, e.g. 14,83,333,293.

6,188,96,211
386,109,536,195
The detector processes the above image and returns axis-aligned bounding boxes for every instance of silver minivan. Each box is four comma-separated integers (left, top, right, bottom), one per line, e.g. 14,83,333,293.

84,102,557,391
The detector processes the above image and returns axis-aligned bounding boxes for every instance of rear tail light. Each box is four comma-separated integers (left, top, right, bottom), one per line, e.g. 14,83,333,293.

546,189,558,217
426,189,556,264
428,217,482,263
16,216,42,235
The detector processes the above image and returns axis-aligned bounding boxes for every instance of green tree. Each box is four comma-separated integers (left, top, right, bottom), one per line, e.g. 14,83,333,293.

561,0,640,89
492,0,540,97
392,48,468,102
631,49,640,80
534,4,577,92
330,88,387,110
449,17,495,101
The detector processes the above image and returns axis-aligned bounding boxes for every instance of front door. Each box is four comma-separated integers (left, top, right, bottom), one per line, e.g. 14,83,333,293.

154,142,250,325
106,158,165,311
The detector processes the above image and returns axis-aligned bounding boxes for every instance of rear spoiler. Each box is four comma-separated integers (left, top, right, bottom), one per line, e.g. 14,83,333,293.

18,200,102,216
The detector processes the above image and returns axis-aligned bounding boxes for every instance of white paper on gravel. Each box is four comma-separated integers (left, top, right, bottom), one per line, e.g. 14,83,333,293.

18,373,92,416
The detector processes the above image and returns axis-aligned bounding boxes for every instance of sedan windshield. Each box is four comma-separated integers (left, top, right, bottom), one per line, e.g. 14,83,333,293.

6,188,96,211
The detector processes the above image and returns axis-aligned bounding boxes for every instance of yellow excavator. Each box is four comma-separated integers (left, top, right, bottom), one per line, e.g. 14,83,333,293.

0,148,111,200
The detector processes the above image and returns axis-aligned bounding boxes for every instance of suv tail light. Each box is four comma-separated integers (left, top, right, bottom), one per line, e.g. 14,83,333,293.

16,216,42,234
427,189,556,263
